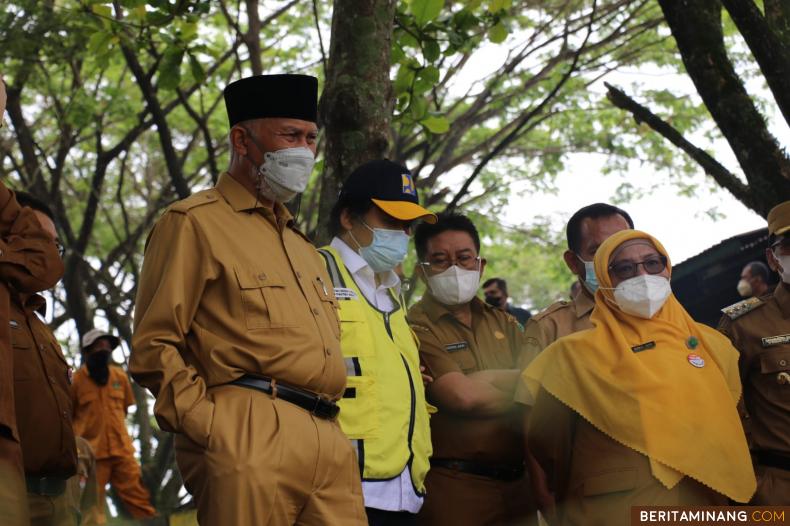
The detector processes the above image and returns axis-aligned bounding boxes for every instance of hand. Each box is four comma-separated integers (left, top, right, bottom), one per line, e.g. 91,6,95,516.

420,365,433,387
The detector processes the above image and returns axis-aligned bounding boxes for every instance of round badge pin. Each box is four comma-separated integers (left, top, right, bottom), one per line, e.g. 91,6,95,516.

687,353,705,368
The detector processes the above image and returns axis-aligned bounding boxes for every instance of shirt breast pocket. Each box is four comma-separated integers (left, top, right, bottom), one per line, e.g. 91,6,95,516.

448,348,477,373
234,266,299,329
759,349,790,397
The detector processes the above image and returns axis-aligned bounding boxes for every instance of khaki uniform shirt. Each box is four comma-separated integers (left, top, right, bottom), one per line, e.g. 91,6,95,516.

528,389,724,526
514,287,595,404
407,294,531,464
131,173,344,448
71,366,135,459
11,292,76,477
0,182,65,443
718,283,790,457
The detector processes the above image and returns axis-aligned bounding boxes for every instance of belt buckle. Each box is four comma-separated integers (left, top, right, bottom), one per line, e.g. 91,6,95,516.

312,398,338,420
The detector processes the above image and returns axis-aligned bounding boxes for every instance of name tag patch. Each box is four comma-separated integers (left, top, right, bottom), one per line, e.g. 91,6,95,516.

445,341,469,353
631,341,656,353
762,334,790,347
333,287,358,300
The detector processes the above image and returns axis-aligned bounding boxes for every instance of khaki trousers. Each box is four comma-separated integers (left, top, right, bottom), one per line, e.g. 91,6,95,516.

175,384,365,526
417,466,537,526
752,464,790,505
28,490,77,526
0,435,28,526
94,455,156,522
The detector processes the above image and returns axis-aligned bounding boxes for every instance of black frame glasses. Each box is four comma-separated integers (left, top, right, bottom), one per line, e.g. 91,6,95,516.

608,255,667,280
419,255,481,274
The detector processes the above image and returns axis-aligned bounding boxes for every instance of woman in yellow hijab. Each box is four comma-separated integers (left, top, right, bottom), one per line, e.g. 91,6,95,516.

522,229,755,525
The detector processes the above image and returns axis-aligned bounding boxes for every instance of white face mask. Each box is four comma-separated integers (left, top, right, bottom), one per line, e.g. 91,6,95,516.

775,253,790,284
736,279,753,298
610,274,671,319
426,265,481,306
255,147,316,203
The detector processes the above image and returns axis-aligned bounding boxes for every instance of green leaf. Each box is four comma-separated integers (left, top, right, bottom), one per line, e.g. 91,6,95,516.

86,31,112,56
423,39,440,62
420,115,450,134
91,4,112,18
188,54,205,83
411,0,444,26
147,11,172,26
410,97,428,120
488,0,511,13
414,65,440,93
489,22,508,43
158,46,185,90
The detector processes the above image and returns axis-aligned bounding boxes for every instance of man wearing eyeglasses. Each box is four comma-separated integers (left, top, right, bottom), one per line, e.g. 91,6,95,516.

9,193,78,526
407,213,536,526
718,200,790,505
512,202,632,520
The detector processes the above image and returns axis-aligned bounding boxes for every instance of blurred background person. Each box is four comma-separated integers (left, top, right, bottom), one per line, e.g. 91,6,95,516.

482,277,531,326
71,329,155,524
737,261,771,299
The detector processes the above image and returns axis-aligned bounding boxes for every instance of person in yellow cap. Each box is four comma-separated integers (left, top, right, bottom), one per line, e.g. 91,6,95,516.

522,229,755,525
317,159,436,525
718,200,790,505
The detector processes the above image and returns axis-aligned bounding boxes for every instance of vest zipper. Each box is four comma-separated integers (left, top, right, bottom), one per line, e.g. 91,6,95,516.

383,311,393,339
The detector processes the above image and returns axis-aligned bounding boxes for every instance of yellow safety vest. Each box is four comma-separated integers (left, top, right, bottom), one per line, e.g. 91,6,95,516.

318,247,432,494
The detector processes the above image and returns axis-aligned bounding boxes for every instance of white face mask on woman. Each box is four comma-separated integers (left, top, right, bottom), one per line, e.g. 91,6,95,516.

609,274,672,319
426,265,481,306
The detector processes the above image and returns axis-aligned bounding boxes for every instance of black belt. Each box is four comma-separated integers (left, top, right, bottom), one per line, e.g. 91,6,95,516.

26,475,67,497
229,375,339,420
430,458,524,481
754,450,790,472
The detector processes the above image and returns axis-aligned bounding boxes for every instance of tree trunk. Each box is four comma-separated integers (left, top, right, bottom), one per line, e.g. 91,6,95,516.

657,0,790,216
316,0,397,244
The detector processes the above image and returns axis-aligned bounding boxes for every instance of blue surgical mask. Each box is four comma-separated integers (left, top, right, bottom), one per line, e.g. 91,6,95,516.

577,255,598,293
352,221,410,273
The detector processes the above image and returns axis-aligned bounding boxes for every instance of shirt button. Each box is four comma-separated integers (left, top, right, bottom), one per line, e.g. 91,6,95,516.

325,348,332,355
312,307,320,315
296,271,302,278
62,410,68,419
49,376,55,383
257,273,266,280
780,359,788,367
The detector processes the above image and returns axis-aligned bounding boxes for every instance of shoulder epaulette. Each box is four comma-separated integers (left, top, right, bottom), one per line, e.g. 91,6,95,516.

721,297,766,321
532,299,572,322
169,190,219,214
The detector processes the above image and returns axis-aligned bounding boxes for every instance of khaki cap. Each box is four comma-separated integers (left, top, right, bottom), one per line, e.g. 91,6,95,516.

767,201,790,236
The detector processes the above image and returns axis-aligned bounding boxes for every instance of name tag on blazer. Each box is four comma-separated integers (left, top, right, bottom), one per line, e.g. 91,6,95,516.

445,341,470,353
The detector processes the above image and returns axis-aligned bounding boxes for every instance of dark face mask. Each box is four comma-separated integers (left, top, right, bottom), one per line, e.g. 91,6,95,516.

485,295,504,308
86,350,111,386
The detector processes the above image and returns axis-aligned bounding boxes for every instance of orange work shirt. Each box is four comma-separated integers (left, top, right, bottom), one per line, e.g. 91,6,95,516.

71,366,135,459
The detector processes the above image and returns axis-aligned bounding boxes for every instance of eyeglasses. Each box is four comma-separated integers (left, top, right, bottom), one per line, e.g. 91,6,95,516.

55,241,65,258
771,238,790,256
608,255,667,280
420,255,480,273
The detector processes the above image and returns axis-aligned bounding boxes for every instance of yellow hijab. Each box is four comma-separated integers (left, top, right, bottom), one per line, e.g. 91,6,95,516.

522,229,755,502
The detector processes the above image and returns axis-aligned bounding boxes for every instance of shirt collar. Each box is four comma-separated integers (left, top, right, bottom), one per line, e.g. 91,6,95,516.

330,237,401,292
215,172,294,225
17,292,46,316
574,285,595,318
422,290,485,323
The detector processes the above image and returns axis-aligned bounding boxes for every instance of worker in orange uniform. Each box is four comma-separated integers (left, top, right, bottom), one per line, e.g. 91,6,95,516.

70,329,156,523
